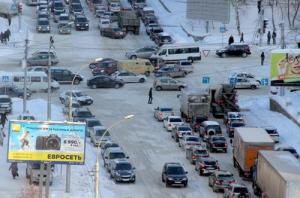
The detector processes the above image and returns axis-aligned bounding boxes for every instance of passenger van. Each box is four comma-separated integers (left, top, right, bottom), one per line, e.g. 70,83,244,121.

118,59,154,76
151,43,201,63
0,72,60,92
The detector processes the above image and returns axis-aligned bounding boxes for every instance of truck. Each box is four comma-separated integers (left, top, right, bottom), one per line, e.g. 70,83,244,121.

118,10,140,35
232,127,274,178
179,88,210,123
252,150,300,198
210,84,240,118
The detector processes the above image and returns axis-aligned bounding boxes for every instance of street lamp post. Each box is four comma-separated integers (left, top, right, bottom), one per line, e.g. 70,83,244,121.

94,115,134,198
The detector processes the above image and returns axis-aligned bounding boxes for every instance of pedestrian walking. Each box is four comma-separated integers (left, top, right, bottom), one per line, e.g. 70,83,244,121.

240,32,244,43
261,52,265,66
267,31,271,45
6,29,11,41
0,113,8,128
228,35,234,45
272,31,277,45
148,87,153,104
9,162,19,179
257,0,261,13
0,32,3,43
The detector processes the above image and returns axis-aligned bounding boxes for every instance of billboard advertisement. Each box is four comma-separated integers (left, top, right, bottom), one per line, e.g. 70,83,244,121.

7,120,86,165
271,49,300,86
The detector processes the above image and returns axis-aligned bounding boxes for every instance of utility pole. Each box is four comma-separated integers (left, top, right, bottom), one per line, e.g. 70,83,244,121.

259,8,264,46
23,31,28,113
279,22,285,96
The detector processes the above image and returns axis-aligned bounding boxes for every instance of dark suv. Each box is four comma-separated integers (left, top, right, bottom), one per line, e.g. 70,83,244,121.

195,157,219,176
110,159,136,183
206,135,227,153
72,107,95,122
216,44,251,58
74,14,89,31
161,162,188,187
51,68,83,84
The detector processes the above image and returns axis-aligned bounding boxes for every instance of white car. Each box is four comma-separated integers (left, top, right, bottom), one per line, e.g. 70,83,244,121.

112,71,146,83
163,116,184,131
234,78,260,89
98,18,110,29
179,135,201,150
59,90,93,105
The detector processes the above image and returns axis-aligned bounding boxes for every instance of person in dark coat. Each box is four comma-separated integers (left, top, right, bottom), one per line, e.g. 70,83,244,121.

6,29,11,41
148,87,153,104
0,113,8,128
9,162,19,179
267,31,271,45
261,52,265,66
240,32,244,43
228,35,234,45
272,31,277,45
0,32,3,43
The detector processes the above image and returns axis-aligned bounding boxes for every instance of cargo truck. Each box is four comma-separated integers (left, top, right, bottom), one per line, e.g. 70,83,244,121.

232,127,274,178
179,88,210,123
118,10,140,35
252,150,300,198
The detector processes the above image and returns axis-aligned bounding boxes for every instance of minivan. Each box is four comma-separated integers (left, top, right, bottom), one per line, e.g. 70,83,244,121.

118,59,154,76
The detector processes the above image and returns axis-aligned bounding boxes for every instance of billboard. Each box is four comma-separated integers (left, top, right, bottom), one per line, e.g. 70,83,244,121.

7,120,86,165
271,49,300,86
186,0,230,23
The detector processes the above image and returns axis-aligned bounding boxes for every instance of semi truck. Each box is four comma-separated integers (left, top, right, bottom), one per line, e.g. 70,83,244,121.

179,88,210,123
118,10,140,35
232,127,274,178
253,150,300,198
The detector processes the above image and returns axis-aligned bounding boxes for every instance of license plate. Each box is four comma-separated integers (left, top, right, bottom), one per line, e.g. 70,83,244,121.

174,181,182,184
122,179,130,181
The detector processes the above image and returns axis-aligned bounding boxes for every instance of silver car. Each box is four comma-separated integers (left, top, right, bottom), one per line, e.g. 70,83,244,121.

27,52,58,66
112,71,146,83
125,46,157,59
36,18,50,33
90,126,111,147
175,60,194,73
153,77,187,91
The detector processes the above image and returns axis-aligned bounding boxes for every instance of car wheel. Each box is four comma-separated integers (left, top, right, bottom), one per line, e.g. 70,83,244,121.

114,83,120,89
161,176,165,182
242,52,247,57
92,84,97,89
60,98,65,104
155,86,162,91
213,185,218,192
165,181,169,187
221,53,226,58
208,180,212,187
250,85,257,89
188,57,194,63
139,78,145,83
74,79,80,85
130,55,137,59
178,86,184,91
199,170,203,176
183,182,188,187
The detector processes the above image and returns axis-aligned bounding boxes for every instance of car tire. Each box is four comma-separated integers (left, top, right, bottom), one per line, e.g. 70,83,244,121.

165,181,169,187
156,86,162,91
92,84,97,89
242,52,247,57
114,84,120,89
139,78,145,83
221,53,226,58
250,85,257,89
183,182,188,187
178,86,184,91
60,98,65,104
188,57,194,63
74,79,80,85
208,180,212,187
130,55,137,59
161,176,165,182
213,185,218,192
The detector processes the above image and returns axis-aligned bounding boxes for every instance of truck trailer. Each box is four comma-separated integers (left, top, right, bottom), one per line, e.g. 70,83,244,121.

253,150,300,198
232,127,274,178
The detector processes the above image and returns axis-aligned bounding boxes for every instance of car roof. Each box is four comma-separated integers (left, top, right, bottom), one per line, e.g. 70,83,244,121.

0,95,10,98
76,107,90,111
168,116,181,119
185,135,198,139
93,126,106,130
113,158,130,164
106,147,124,153
202,120,219,126
215,170,233,176
38,18,49,21
86,118,100,122
165,162,181,167
201,157,216,162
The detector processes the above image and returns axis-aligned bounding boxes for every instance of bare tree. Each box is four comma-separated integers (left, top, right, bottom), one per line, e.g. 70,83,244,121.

232,0,241,35
287,0,300,29
270,0,277,31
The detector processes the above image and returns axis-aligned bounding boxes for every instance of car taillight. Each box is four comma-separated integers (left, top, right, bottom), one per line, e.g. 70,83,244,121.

229,192,234,198
215,180,221,185
168,124,171,127
192,155,197,160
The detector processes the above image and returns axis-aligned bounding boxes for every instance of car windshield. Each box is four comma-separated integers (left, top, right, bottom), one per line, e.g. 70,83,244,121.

88,120,101,127
204,161,216,166
116,163,132,170
167,166,184,175
229,113,241,118
212,136,226,141
38,20,49,25
160,108,172,112
231,122,245,127
0,98,10,102
178,127,191,131
233,187,248,193
73,4,82,9
206,125,221,131
74,92,86,97
265,129,277,134
169,118,182,122
112,28,121,32
109,152,125,159
77,17,87,22
104,143,118,149
181,62,191,66
218,174,234,180
77,111,92,117
195,150,208,155
95,129,109,136
60,16,69,21
186,137,199,142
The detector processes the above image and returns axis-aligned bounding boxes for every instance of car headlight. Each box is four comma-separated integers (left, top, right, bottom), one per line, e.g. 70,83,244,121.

38,26,42,30
182,177,187,180
167,177,173,181
47,26,50,30
116,172,121,176
85,24,89,26
76,24,79,26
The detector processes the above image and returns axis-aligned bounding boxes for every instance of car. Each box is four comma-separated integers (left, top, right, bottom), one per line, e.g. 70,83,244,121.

53,9,65,23
263,126,279,143
163,116,184,131
98,18,111,29
125,46,157,59
100,27,126,39
110,159,136,183
70,3,83,15
58,23,72,34
175,60,194,74
199,121,222,141
231,72,261,84
143,15,158,26
172,124,192,142
186,146,209,164
111,71,146,83
208,170,235,192
226,120,245,138
101,141,120,158
62,100,81,116
223,183,251,198
36,4,49,14
88,58,118,70
100,11,118,22
223,112,244,125
58,13,69,24
27,52,59,66
37,11,49,19
153,77,187,91
94,5,106,17
216,44,251,58
51,68,83,84
155,66,186,78
179,135,201,150
0,95,12,113
59,90,93,106
154,107,175,121
72,107,95,122
161,162,188,187
190,115,207,133
206,135,227,153
85,118,102,137
17,112,35,120
195,157,219,176
276,146,300,159
149,26,164,40
103,147,128,172
145,23,161,35
233,78,260,89
87,75,124,89
154,32,174,46
90,126,111,147
74,14,89,31
0,86,32,98
36,18,50,33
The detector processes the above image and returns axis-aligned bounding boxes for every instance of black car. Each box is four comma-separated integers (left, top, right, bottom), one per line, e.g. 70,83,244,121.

70,3,83,15
195,157,219,176
216,44,251,58
72,107,95,122
51,68,83,84
87,75,124,89
206,135,227,153
161,162,188,187
149,27,164,40
154,33,173,46
0,86,32,98
74,15,89,31
89,58,118,69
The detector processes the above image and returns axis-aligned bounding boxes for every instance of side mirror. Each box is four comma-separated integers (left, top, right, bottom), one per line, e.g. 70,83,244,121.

105,156,108,159
126,156,129,159
133,167,136,170
185,171,188,174
230,139,233,144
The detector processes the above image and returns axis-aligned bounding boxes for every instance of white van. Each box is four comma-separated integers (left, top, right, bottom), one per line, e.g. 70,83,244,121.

151,43,201,63
0,71,60,92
